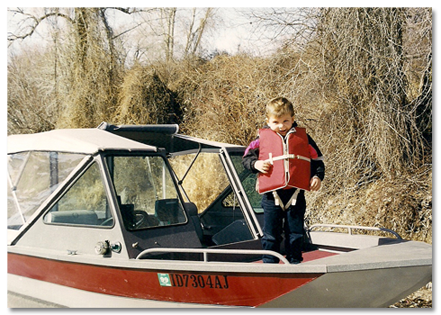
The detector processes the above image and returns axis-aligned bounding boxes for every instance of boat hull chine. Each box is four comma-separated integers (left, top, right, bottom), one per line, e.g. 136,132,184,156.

258,265,432,308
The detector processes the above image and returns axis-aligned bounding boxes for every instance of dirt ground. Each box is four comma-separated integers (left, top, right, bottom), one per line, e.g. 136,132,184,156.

391,283,432,308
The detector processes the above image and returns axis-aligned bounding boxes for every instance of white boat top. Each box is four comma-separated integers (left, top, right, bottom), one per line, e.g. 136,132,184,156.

7,128,158,155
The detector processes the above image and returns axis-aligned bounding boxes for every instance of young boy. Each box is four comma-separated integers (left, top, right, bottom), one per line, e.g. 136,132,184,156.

242,97,325,264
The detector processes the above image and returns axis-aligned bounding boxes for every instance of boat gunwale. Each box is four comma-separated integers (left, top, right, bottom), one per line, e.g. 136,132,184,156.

8,236,431,275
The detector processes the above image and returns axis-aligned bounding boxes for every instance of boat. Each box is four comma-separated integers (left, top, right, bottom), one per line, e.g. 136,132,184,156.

7,122,432,308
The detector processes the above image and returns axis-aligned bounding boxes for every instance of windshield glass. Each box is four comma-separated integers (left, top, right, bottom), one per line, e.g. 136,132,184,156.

229,152,264,214
43,161,113,227
169,152,231,212
109,155,187,230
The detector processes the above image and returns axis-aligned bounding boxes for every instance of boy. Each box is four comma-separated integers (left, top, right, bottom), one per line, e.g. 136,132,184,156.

242,97,325,264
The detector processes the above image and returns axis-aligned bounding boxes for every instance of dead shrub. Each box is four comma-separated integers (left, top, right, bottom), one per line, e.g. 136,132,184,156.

114,64,182,125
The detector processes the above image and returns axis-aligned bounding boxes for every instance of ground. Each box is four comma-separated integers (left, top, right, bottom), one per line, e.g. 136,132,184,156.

391,283,432,308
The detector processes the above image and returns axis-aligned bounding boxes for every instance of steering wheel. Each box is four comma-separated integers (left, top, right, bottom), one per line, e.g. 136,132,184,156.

133,210,148,228
100,217,114,226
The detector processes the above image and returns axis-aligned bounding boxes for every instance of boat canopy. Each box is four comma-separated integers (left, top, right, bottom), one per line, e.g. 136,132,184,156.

7,128,158,155
98,122,243,155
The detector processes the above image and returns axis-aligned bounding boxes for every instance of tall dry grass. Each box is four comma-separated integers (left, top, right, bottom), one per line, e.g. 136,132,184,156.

113,64,182,125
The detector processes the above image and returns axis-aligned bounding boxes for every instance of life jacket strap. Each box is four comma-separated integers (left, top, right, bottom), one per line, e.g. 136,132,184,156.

267,153,311,165
272,188,301,211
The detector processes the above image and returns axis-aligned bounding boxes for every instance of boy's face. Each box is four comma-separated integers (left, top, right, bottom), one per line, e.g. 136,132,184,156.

267,114,295,136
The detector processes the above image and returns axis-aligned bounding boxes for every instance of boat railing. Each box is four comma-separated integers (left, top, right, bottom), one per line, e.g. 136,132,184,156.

309,224,402,240
136,247,290,264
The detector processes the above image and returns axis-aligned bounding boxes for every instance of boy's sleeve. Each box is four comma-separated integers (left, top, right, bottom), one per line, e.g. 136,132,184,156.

307,135,325,181
242,138,260,173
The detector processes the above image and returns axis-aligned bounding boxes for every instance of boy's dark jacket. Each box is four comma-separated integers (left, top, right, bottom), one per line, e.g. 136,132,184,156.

242,122,325,203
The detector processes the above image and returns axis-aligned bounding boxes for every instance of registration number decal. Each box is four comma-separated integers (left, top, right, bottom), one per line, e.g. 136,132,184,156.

158,273,229,289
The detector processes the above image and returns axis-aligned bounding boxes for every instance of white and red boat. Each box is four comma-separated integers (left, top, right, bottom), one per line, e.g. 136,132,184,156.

7,123,432,308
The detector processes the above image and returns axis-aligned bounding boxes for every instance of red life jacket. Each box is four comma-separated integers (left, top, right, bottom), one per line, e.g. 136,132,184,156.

258,127,311,197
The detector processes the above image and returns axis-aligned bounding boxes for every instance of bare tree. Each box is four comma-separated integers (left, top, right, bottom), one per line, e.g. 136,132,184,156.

183,8,214,58
8,7,140,129
313,8,432,182
160,8,177,62
244,7,318,52
127,8,217,63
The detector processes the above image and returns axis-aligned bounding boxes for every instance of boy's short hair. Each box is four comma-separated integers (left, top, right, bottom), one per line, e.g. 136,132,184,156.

266,97,295,118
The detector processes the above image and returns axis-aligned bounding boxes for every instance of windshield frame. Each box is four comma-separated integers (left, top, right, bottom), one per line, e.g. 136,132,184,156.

220,147,264,238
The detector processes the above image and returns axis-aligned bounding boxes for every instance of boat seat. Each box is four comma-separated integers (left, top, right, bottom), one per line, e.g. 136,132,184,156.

155,199,181,224
120,203,136,229
46,210,99,226
185,202,204,242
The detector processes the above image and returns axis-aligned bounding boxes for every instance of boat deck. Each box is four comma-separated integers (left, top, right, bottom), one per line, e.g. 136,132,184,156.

253,249,338,264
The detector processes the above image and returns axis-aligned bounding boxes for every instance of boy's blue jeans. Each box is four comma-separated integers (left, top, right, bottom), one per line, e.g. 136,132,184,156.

261,192,306,263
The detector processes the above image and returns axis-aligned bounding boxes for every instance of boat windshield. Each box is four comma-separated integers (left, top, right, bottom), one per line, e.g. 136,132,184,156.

108,155,187,230
43,161,113,227
228,152,264,214
7,151,87,230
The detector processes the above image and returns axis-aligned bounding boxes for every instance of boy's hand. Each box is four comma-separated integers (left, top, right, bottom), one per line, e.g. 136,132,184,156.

254,160,271,174
310,177,322,191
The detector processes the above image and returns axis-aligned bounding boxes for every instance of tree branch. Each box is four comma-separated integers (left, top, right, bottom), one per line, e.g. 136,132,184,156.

8,8,73,43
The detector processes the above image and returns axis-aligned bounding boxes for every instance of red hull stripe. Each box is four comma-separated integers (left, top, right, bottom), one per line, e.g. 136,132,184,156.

8,253,322,307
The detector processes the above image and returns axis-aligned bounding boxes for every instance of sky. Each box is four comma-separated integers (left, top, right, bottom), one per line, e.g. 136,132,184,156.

6,7,276,61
